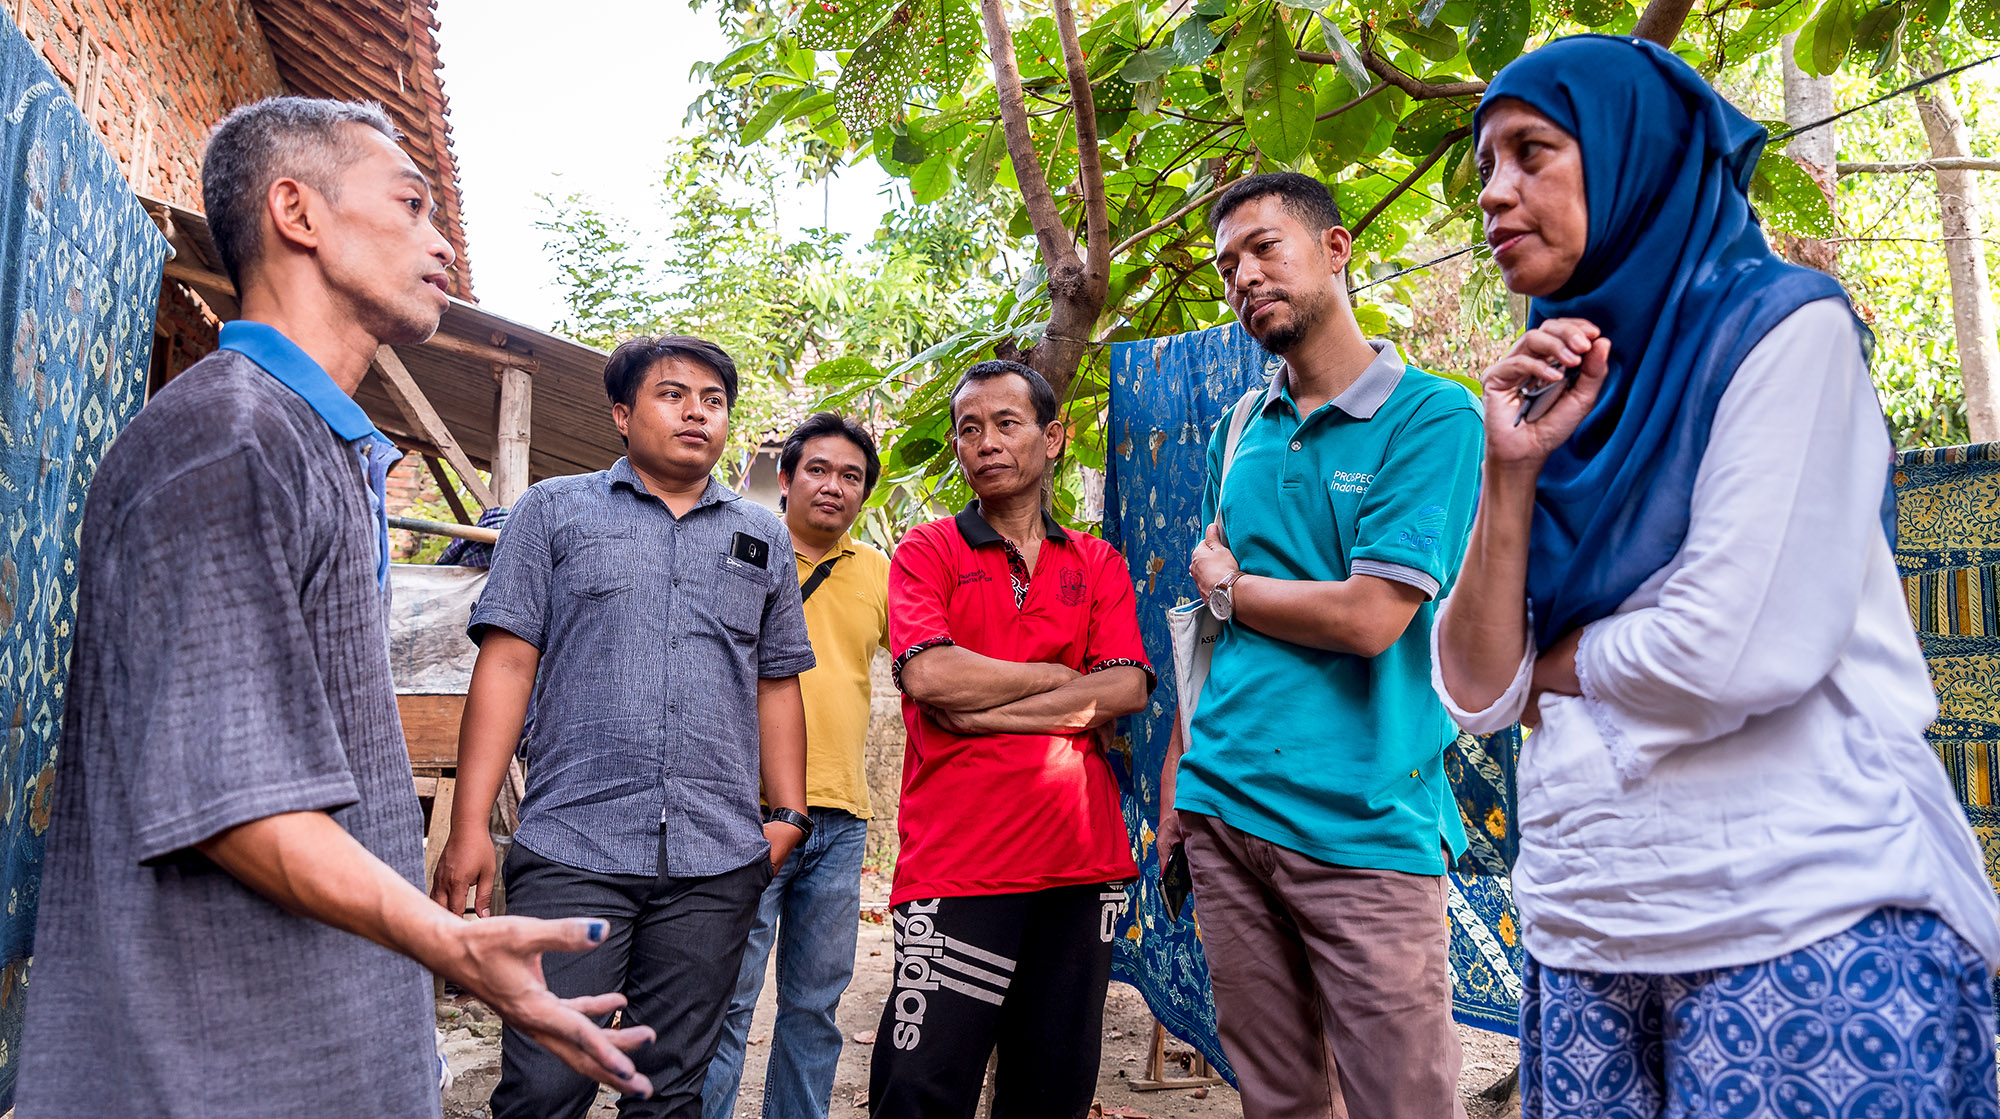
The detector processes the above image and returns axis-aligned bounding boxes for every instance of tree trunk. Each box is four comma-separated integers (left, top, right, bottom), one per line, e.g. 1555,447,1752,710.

976,0,1107,403
1914,62,2000,443
1778,34,1840,274
1632,0,1700,46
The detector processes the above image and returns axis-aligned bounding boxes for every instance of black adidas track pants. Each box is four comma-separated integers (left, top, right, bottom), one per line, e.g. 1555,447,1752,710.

867,882,1124,1119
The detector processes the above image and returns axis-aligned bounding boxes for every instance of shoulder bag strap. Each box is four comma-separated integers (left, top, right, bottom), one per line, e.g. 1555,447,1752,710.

800,553,843,602
1213,385,1266,549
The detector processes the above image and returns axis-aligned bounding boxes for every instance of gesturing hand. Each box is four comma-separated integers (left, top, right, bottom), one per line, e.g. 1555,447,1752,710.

1481,318,1611,471
451,916,657,1098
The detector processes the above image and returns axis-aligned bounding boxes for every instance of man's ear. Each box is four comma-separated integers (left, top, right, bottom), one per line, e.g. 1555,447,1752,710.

1043,419,1068,461
611,401,631,439
1322,224,1354,280
265,177,322,255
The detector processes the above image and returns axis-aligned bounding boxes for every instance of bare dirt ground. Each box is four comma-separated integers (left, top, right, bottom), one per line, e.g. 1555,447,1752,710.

441,869,1521,1118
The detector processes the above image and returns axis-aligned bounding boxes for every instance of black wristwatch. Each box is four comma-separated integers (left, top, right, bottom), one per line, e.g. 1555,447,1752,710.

766,806,814,839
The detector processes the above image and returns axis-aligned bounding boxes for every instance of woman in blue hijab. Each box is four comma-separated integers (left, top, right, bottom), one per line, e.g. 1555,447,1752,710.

1432,35,2000,1117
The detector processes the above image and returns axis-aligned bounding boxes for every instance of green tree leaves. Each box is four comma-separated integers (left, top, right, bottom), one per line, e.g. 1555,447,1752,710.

834,0,983,135
1241,9,1317,163
1966,0,2000,36
1750,150,1839,237
1467,0,1533,78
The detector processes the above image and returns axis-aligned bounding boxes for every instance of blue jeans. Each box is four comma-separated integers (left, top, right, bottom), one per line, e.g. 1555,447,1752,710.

700,808,869,1119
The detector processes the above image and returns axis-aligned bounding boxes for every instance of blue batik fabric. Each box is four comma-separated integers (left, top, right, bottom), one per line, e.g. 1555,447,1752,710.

1104,322,1528,1082
1520,908,1999,1119
0,16,167,1108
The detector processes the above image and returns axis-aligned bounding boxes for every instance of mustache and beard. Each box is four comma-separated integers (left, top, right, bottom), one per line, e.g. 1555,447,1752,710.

1241,287,1331,356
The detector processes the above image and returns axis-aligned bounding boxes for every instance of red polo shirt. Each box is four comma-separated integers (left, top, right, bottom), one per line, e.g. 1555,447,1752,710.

887,501,1153,905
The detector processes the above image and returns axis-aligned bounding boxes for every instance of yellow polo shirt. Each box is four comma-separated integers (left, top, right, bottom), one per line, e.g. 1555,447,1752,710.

796,534,891,817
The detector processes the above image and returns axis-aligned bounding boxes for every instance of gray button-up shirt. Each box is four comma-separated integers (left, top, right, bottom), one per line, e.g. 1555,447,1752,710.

470,459,815,877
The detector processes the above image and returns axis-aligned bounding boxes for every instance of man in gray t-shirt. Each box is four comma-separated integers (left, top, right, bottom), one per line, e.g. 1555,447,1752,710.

17,99,653,1118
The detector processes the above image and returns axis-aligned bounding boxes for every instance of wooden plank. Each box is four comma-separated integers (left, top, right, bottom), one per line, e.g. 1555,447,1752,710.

492,364,532,505
424,330,539,371
388,516,498,544
397,693,465,768
422,454,474,525
1128,1020,1226,1092
372,345,497,508
423,775,456,894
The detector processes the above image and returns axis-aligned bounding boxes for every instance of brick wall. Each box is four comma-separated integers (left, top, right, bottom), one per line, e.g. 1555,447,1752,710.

10,0,286,210
386,455,449,560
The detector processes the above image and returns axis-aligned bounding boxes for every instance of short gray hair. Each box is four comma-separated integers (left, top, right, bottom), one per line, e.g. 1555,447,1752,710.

201,97,400,290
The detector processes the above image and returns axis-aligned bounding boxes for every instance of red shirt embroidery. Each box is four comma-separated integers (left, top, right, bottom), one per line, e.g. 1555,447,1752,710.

886,504,1154,904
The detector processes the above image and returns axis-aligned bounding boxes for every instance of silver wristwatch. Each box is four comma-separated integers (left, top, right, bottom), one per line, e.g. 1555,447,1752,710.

1207,571,1245,621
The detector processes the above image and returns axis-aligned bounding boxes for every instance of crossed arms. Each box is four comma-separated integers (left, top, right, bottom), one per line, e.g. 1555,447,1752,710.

899,645,1149,736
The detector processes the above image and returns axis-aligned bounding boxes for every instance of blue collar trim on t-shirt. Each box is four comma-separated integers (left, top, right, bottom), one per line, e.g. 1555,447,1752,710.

217,320,389,444
218,320,400,587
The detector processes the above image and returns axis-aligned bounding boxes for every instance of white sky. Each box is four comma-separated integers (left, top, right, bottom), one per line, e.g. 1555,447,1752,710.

432,0,893,332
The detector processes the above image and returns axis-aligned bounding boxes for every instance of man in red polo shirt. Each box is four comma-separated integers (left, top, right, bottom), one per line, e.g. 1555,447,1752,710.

869,360,1153,1118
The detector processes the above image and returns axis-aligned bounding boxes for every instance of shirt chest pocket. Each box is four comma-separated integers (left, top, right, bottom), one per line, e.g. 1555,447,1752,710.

557,526,637,599
714,554,768,639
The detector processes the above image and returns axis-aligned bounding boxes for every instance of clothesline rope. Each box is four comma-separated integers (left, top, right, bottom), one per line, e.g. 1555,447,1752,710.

1344,51,2000,297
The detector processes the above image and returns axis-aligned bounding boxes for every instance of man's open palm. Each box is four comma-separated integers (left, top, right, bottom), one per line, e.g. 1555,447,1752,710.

452,916,657,1098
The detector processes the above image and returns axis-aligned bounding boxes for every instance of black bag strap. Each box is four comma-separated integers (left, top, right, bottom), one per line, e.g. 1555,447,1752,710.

800,553,843,602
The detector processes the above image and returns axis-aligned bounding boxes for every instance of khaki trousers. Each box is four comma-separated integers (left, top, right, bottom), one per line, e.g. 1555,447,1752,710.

1182,812,1465,1119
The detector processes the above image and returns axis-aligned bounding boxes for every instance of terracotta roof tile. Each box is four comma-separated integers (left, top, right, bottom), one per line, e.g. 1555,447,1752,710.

248,0,476,298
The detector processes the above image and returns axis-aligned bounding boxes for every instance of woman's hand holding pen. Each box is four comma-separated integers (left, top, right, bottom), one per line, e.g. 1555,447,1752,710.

1481,318,1611,474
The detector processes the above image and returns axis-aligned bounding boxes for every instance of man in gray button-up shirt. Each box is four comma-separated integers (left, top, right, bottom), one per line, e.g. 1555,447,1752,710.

436,335,814,1119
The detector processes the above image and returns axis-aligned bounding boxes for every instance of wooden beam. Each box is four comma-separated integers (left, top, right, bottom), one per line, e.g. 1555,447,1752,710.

387,515,499,544
492,364,533,505
372,345,497,508
162,260,535,370
423,330,539,372
422,454,474,525
1839,157,2000,175
162,259,241,320
163,258,231,292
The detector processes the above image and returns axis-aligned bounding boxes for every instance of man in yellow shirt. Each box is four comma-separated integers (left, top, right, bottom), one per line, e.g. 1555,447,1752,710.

702,412,890,1119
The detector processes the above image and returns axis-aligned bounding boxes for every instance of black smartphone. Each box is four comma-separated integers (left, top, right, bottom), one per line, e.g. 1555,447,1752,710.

1162,842,1193,922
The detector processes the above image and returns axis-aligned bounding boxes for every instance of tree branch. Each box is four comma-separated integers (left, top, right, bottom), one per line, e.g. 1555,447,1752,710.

1112,182,1232,258
1296,50,1487,99
1839,157,2000,175
980,0,1077,273
1632,0,1700,46
1053,0,1110,298
1319,81,1389,121
1349,126,1470,238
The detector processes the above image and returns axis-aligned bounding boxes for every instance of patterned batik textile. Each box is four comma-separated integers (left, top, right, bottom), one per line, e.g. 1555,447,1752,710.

1520,908,1999,1119
1103,323,1527,1082
0,16,167,1108
1894,442,2000,1008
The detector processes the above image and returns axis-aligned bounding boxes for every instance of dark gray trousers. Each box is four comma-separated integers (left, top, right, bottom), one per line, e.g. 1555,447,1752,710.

491,838,772,1119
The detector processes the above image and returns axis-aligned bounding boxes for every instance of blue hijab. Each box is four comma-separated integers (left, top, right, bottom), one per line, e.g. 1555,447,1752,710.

1475,35,1864,651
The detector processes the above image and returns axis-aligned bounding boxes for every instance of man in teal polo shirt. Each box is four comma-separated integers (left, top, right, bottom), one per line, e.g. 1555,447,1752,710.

1155,172,1483,1119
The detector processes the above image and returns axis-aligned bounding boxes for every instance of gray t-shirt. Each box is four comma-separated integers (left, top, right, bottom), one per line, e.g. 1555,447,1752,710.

16,351,437,1118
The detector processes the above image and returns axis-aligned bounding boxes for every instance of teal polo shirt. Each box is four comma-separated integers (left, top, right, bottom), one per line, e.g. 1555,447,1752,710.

1176,340,1484,876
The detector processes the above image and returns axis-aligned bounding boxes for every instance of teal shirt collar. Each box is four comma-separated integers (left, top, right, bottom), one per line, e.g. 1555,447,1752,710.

217,320,389,444
1265,339,1407,421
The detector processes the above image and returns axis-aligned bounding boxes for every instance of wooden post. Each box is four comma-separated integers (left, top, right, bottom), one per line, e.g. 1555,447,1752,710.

1128,1019,1225,1092
372,346,496,509
492,364,532,506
